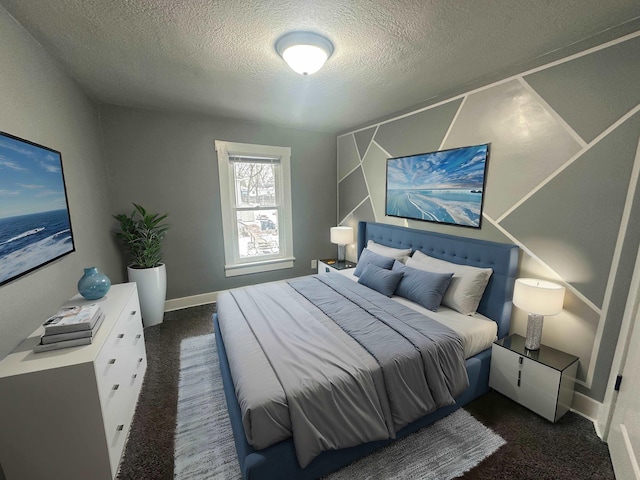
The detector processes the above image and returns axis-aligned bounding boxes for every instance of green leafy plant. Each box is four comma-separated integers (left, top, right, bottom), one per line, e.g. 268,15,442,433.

113,203,169,269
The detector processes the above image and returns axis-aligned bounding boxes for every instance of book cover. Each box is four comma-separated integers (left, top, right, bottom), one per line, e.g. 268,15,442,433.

33,336,92,353
43,304,102,334
40,312,105,344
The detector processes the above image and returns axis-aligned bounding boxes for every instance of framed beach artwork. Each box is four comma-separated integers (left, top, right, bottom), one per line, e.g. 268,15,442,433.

0,132,75,286
385,143,490,228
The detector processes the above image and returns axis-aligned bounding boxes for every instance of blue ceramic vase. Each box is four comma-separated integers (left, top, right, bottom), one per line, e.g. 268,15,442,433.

78,267,111,300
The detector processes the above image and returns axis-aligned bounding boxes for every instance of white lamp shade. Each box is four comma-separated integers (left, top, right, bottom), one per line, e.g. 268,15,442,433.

330,226,353,245
513,278,565,316
276,32,334,75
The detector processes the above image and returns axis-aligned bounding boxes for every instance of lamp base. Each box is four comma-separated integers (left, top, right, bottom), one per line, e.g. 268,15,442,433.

525,313,544,350
337,244,346,262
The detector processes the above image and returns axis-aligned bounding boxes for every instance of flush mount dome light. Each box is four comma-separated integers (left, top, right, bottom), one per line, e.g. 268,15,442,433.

276,32,334,75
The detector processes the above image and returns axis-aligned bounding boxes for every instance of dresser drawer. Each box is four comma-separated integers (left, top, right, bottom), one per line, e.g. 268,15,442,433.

96,352,129,410
128,337,147,378
104,405,133,474
102,303,142,351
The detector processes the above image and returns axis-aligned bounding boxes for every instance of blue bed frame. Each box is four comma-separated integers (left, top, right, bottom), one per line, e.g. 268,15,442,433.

213,221,519,480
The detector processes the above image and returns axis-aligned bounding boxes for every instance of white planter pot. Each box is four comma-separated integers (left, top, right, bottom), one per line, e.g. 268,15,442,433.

127,264,167,328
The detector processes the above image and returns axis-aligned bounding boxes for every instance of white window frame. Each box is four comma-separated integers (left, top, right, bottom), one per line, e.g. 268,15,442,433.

215,140,295,277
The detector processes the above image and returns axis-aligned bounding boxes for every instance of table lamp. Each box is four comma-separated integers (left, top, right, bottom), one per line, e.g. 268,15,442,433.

512,278,565,350
330,226,353,262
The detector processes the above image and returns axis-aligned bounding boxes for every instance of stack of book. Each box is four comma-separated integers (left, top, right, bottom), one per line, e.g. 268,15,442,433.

34,304,105,353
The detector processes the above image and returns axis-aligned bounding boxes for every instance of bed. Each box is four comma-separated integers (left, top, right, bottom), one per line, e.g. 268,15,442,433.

213,221,519,480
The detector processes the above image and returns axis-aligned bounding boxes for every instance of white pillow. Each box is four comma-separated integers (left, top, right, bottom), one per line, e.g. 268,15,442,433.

408,251,493,315
366,240,412,263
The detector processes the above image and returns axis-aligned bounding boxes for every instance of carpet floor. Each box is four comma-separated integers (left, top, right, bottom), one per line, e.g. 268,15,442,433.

117,304,615,480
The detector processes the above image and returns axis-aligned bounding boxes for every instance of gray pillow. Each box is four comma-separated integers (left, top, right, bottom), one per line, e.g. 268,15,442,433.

366,240,412,263
392,260,453,311
409,251,493,315
354,248,395,277
357,263,404,297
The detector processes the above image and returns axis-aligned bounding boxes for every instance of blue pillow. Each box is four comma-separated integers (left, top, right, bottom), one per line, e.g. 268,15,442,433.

353,248,395,277
358,263,404,297
392,260,453,311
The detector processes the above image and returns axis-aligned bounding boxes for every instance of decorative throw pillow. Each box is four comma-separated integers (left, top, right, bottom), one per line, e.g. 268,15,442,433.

366,240,412,263
409,251,493,315
357,263,404,297
354,248,395,277
391,260,453,312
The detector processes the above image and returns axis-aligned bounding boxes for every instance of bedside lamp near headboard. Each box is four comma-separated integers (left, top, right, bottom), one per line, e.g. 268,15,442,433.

330,226,353,262
513,278,565,350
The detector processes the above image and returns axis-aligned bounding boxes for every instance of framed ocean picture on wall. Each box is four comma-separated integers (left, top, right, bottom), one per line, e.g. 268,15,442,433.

385,143,490,228
0,132,75,286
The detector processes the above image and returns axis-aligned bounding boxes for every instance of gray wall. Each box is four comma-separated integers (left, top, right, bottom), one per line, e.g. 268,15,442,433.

337,32,640,402
0,9,121,477
0,7,122,360
99,105,337,299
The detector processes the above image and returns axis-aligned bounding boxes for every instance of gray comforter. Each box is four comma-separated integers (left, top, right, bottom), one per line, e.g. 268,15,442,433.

216,273,468,467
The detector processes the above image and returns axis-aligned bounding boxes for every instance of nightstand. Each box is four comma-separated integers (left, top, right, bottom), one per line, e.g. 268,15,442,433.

489,334,579,422
318,259,357,274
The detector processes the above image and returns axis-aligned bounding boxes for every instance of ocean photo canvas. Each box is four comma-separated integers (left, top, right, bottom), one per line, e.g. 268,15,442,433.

385,144,489,228
0,132,75,286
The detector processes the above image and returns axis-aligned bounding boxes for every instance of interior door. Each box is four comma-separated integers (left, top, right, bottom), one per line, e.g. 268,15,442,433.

608,290,640,479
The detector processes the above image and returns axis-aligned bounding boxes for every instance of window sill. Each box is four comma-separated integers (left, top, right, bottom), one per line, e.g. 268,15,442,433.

224,257,296,277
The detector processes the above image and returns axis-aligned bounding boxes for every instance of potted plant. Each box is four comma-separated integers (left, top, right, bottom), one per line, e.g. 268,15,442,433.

113,203,170,327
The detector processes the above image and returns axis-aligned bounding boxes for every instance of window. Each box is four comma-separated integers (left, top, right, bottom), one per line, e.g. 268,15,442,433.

215,140,294,277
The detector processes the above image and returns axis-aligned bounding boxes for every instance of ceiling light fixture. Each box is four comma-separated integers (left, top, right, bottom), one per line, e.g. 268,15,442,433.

276,32,334,76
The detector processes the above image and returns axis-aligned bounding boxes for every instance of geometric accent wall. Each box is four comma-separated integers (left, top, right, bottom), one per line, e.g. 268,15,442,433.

337,32,640,402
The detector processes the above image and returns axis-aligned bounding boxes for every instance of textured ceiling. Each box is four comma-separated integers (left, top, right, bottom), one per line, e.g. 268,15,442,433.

1,0,639,133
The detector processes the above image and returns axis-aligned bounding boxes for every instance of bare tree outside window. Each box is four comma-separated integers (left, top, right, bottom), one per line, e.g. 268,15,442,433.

233,161,280,258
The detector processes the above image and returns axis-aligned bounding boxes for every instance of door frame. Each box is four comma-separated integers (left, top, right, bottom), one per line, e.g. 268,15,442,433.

597,241,640,440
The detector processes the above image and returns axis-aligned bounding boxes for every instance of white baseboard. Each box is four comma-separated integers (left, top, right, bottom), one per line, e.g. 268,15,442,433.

571,391,602,434
164,291,219,312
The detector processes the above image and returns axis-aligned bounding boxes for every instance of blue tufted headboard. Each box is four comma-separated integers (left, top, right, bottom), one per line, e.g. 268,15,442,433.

358,222,519,338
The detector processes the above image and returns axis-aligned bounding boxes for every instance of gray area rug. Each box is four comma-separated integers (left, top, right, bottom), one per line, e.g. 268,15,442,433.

174,334,506,480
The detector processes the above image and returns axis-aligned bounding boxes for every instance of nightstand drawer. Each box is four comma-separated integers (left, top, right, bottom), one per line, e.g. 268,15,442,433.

521,357,561,393
519,382,561,422
488,344,520,396
520,358,562,421
489,334,579,422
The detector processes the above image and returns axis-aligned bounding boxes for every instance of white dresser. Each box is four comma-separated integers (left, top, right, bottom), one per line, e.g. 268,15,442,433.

0,283,147,480
489,334,578,422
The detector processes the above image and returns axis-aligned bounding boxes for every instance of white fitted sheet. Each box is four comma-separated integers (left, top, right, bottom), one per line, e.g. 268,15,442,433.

336,268,497,358
392,297,497,358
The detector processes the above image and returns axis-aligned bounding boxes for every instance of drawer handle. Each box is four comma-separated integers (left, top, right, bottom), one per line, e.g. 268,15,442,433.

519,357,523,365
136,334,142,339
116,424,124,432
130,310,137,316
117,333,125,339
108,359,116,365
112,384,120,391
138,357,144,363
133,374,138,380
